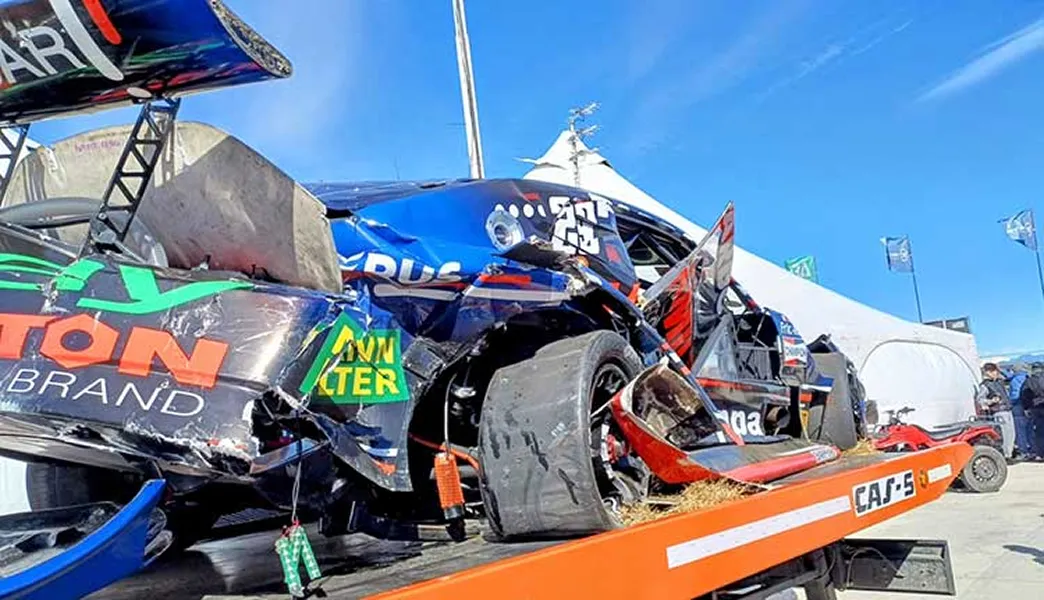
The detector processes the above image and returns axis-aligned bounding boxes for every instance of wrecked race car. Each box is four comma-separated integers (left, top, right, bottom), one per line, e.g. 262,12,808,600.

0,170,839,543
0,0,843,553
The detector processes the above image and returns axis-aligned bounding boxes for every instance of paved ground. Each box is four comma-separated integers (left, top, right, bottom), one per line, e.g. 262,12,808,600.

837,461,1044,600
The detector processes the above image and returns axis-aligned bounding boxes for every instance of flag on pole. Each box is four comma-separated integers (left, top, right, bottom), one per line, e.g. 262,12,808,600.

881,236,913,273
784,255,818,282
1001,209,1037,250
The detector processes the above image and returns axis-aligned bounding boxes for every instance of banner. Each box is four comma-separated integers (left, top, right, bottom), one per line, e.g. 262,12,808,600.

881,236,913,273
784,255,817,282
1001,209,1037,251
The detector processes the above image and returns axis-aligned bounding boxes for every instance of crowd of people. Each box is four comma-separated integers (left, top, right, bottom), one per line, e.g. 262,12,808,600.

978,362,1044,462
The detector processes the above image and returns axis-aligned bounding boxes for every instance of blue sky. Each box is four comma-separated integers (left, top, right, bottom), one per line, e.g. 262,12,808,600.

30,1,1044,355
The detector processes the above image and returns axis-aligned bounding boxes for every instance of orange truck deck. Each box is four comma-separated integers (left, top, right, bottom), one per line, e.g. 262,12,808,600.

93,443,970,600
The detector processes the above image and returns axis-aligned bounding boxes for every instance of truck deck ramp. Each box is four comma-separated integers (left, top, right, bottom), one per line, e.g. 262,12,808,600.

88,444,970,600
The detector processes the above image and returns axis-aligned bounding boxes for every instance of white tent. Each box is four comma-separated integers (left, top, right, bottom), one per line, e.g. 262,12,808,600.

524,131,981,428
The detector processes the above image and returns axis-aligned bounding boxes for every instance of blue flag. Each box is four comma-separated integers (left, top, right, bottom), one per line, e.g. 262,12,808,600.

881,236,913,273
1002,209,1037,251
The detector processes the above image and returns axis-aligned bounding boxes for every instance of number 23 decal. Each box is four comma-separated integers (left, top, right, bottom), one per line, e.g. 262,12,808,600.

548,195,611,255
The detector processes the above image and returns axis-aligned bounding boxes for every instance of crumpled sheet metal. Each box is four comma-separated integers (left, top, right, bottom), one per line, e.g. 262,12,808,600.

611,365,840,485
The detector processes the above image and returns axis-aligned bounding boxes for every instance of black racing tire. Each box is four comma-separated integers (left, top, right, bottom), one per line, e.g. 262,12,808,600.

478,330,643,540
26,461,218,550
958,444,1008,493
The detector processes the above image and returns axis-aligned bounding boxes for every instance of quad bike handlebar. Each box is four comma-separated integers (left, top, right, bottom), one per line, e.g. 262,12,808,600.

884,406,915,425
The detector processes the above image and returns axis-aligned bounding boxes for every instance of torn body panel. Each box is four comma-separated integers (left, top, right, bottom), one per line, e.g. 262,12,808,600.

612,366,840,485
0,227,432,494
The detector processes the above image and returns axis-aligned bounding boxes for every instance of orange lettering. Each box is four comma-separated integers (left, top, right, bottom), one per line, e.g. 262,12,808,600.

39,314,118,369
0,313,55,359
118,327,228,389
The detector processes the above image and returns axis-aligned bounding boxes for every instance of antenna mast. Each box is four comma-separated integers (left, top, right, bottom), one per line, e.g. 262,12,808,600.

567,102,599,187
452,0,485,179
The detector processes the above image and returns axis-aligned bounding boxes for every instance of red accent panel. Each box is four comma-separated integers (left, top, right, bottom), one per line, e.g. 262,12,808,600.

83,0,122,44
724,447,840,483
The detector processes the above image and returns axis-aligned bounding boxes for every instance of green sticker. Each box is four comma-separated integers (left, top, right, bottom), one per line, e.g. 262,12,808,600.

0,252,250,314
0,253,63,290
299,312,410,405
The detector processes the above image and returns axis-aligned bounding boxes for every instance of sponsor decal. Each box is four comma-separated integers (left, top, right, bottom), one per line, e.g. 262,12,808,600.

4,367,205,418
338,251,461,286
548,195,612,255
852,470,916,517
0,253,250,314
0,0,124,87
728,408,764,437
299,313,409,405
0,312,229,389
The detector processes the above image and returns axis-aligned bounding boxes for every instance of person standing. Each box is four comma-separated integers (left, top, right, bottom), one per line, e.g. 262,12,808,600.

979,363,1015,460
1006,363,1036,461
1021,363,1044,461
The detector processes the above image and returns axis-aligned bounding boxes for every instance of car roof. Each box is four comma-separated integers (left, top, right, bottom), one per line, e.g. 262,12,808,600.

302,177,692,243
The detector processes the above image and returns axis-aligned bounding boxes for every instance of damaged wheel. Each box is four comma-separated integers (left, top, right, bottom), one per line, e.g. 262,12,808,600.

478,330,646,540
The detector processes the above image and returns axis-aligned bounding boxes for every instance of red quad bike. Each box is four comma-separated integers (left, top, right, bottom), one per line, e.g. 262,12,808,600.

873,407,1008,493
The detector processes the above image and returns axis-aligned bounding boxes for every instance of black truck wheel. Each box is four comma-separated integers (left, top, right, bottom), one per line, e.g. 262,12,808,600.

478,330,645,540
958,444,1007,493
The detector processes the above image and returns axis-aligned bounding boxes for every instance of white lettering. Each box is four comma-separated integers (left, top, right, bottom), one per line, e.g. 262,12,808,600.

40,370,76,398
437,261,463,282
115,381,163,411
19,26,86,75
6,368,39,393
160,390,204,417
730,410,748,436
397,257,435,285
72,377,108,403
0,37,45,84
364,253,398,279
747,412,763,436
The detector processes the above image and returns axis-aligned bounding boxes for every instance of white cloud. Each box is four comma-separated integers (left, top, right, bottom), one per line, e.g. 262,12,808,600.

850,19,913,56
624,1,812,152
919,18,1044,102
757,17,914,102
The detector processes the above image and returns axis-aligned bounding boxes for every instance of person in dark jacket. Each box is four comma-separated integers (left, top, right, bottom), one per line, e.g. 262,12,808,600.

979,363,1015,459
1021,363,1044,461
1006,363,1036,460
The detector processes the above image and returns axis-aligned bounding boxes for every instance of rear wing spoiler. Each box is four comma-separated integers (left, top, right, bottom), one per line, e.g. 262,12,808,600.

0,0,291,126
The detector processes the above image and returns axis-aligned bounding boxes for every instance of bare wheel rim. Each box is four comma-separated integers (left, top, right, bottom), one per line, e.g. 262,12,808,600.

970,453,999,483
589,362,643,511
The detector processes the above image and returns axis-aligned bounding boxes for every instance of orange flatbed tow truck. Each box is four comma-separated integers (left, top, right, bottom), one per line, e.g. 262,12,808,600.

125,443,961,600
343,445,968,600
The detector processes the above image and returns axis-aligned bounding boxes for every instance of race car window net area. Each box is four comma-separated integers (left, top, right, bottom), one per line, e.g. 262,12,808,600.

693,317,741,380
